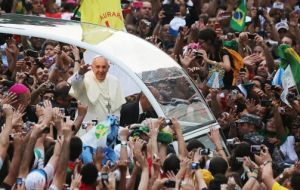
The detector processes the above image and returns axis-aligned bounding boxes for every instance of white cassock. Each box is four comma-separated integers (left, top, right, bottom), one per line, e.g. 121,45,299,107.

68,70,126,122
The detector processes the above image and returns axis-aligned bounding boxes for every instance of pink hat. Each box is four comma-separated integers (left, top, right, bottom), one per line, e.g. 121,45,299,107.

9,83,29,95
65,0,77,4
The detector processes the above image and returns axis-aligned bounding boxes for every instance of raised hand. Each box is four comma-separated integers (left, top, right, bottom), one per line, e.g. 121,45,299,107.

78,63,91,75
245,99,257,113
70,172,82,190
15,72,27,83
179,49,195,68
12,105,25,127
2,104,13,117
70,45,80,60
77,101,88,117
0,92,17,105
208,127,222,147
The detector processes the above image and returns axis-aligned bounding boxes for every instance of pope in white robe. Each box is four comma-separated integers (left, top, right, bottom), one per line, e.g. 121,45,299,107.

68,56,126,122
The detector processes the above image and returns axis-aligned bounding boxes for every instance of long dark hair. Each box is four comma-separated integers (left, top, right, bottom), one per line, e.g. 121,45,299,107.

198,28,223,61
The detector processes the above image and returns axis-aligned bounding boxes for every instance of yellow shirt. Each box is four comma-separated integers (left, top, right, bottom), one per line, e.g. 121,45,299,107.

272,181,289,190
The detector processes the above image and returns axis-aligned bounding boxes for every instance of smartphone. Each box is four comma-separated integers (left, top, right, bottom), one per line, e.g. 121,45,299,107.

200,148,210,155
92,119,98,125
70,101,78,107
164,180,176,188
82,122,88,129
9,134,14,141
25,49,39,58
165,119,172,126
240,67,246,72
250,145,261,154
242,82,255,89
191,162,200,170
59,108,65,115
16,178,23,185
101,173,109,183
236,157,244,163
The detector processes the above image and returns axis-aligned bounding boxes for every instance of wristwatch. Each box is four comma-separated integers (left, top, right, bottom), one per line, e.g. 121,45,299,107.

121,141,127,147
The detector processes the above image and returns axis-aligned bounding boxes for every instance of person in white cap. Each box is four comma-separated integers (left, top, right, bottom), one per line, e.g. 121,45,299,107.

68,56,126,123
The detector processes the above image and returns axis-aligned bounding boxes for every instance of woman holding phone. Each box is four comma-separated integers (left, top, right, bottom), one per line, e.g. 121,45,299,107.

197,28,234,89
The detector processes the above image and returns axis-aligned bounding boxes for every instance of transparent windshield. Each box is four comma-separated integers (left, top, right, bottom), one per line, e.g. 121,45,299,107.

138,66,215,133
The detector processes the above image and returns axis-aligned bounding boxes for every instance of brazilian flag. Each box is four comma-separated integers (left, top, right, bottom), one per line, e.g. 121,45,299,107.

278,44,300,92
230,0,247,32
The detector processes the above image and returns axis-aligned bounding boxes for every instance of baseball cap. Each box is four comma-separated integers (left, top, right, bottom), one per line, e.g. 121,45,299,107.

275,21,289,31
169,17,186,37
272,2,284,10
25,169,47,190
235,113,262,128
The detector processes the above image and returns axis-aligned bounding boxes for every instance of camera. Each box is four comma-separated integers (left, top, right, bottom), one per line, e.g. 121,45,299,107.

193,51,203,59
70,101,78,108
240,67,247,72
25,49,39,58
101,173,109,183
164,180,176,188
257,7,264,16
165,119,172,126
25,73,34,86
226,138,236,145
191,162,200,170
247,33,256,40
199,148,210,155
250,145,261,154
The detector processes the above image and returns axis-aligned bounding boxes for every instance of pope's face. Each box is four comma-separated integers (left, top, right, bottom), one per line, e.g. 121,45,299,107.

91,57,109,81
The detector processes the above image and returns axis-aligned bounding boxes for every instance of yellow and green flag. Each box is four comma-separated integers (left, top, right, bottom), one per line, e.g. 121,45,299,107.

79,0,125,30
230,0,247,32
277,44,300,92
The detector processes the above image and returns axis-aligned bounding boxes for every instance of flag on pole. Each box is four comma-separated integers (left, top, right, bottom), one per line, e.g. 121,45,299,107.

230,0,247,32
80,0,125,30
280,65,296,107
272,67,284,86
277,44,300,93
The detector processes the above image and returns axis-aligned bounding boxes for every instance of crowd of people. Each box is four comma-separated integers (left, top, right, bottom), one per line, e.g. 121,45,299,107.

1,0,300,189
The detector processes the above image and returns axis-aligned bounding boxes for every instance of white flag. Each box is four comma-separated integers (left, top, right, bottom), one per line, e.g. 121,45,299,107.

212,72,220,89
280,65,296,107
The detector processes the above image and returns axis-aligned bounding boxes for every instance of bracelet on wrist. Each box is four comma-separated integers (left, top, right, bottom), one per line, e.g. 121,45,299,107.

263,160,272,166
